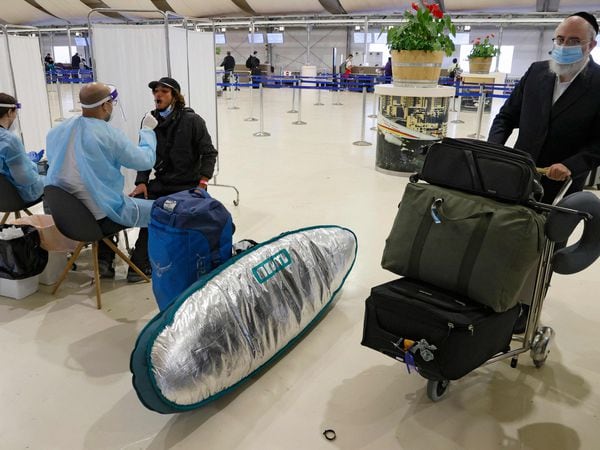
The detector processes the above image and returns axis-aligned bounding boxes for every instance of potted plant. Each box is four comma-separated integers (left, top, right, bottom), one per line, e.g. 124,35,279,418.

387,1,456,85
468,35,498,73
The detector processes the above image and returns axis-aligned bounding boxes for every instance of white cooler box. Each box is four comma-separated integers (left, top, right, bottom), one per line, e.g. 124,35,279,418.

0,275,39,300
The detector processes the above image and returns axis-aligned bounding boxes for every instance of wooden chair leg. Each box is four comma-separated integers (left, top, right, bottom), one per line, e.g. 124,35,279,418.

91,241,102,309
0,212,9,225
103,238,150,283
14,211,21,219
24,208,33,216
52,242,85,295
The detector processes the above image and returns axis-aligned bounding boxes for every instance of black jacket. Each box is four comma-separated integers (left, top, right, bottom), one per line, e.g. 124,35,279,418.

488,58,600,200
221,55,236,72
135,107,218,189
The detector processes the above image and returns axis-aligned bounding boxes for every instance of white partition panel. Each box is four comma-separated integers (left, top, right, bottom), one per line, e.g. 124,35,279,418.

92,24,168,143
92,24,168,190
169,27,218,149
0,39,13,98
184,31,218,148
3,35,51,151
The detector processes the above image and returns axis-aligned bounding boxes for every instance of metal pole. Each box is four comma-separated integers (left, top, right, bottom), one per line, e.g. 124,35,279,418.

314,81,324,106
253,80,270,137
363,17,369,66
292,83,306,125
287,79,298,113
353,85,371,146
332,74,343,106
40,32,54,126
468,84,486,139
244,76,258,121
227,81,239,109
450,80,464,124
368,88,377,118
67,27,81,112
306,24,311,65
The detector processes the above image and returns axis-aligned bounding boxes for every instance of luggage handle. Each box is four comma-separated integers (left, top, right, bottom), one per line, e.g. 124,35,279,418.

430,198,494,224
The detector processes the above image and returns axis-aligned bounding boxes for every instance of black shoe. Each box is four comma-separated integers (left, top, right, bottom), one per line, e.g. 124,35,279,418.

98,260,115,279
127,264,151,283
513,304,530,334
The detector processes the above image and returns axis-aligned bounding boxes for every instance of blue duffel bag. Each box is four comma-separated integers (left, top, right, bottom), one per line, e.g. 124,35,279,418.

149,188,234,311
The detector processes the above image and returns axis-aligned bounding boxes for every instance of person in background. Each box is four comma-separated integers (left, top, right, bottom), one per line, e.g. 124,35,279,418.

71,52,81,79
220,51,236,91
246,51,261,88
44,53,54,70
448,58,462,80
384,56,392,78
45,83,157,278
0,93,44,204
343,54,354,78
127,77,218,283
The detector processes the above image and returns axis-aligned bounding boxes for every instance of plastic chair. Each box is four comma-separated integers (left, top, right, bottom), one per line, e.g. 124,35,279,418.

43,185,150,309
0,174,42,225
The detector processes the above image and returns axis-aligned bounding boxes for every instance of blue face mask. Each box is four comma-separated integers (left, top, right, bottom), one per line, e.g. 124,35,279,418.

159,104,174,118
551,44,585,65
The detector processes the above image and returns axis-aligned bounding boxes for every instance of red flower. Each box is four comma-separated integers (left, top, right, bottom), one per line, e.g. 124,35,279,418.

411,2,419,11
431,4,443,18
474,39,481,45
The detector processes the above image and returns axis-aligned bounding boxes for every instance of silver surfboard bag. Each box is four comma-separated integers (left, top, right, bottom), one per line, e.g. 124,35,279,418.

131,225,358,413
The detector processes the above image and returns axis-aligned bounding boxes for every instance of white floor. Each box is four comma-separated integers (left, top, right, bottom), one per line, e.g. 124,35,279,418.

1,85,600,449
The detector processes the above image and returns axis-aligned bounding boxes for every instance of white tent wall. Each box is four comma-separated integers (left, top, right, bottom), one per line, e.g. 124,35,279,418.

92,24,168,190
184,31,218,147
0,34,51,151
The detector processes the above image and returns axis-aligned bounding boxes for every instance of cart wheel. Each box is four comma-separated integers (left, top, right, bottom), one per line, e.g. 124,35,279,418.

530,326,555,368
533,357,547,368
510,357,518,368
426,379,450,402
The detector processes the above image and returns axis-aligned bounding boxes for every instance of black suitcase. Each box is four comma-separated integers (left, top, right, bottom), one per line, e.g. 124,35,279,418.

361,278,520,381
414,137,543,204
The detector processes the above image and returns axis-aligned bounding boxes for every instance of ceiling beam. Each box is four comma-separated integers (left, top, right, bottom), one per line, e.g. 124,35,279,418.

319,0,347,15
150,1,173,13
79,1,130,21
536,0,560,13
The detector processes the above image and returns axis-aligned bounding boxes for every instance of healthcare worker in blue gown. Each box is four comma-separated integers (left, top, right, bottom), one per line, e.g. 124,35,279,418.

45,82,158,278
0,93,44,204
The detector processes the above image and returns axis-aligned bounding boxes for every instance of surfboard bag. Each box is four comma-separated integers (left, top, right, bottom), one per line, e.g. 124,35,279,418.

131,226,357,414
382,183,545,312
414,138,543,204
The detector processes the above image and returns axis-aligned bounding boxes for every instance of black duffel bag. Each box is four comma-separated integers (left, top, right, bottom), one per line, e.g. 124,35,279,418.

0,224,48,280
413,137,544,204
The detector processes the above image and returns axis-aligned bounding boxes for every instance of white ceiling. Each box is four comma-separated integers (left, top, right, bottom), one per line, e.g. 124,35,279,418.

0,0,598,26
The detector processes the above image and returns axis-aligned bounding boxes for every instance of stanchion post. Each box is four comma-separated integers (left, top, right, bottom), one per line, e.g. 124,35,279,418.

253,79,270,137
368,87,377,118
314,79,324,106
228,76,240,110
450,81,464,124
244,75,258,122
68,71,81,113
468,84,486,139
54,74,65,122
292,83,307,125
353,85,372,146
332,74,343,106
287,78,298,113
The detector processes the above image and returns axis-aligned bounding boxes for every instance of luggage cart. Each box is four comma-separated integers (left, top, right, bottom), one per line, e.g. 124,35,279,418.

426,174,590,401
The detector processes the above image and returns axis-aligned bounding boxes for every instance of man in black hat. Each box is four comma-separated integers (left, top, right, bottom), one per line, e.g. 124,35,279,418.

489,12,600,203
488,12,600,332
127,76,218,282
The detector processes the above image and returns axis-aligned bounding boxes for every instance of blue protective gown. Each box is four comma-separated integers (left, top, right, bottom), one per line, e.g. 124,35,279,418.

0,127,44,203
45,117,156,227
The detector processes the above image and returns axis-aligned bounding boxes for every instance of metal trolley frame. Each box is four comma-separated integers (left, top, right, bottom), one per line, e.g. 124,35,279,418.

426,176,591,401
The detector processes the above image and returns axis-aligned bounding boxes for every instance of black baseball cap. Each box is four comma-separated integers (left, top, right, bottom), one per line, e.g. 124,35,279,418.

569,12,599,35
148,77,181,93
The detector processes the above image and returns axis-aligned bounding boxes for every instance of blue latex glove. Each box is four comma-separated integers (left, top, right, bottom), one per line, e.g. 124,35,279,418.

27,149,44,163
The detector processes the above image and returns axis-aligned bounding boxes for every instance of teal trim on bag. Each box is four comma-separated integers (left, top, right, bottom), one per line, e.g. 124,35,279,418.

131,225,358,413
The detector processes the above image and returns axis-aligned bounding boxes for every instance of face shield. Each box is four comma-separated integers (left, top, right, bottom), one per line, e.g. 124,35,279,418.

0,102,21,131
80,85,126,122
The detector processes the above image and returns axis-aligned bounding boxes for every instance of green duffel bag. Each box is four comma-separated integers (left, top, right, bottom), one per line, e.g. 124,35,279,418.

382,183,545,312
